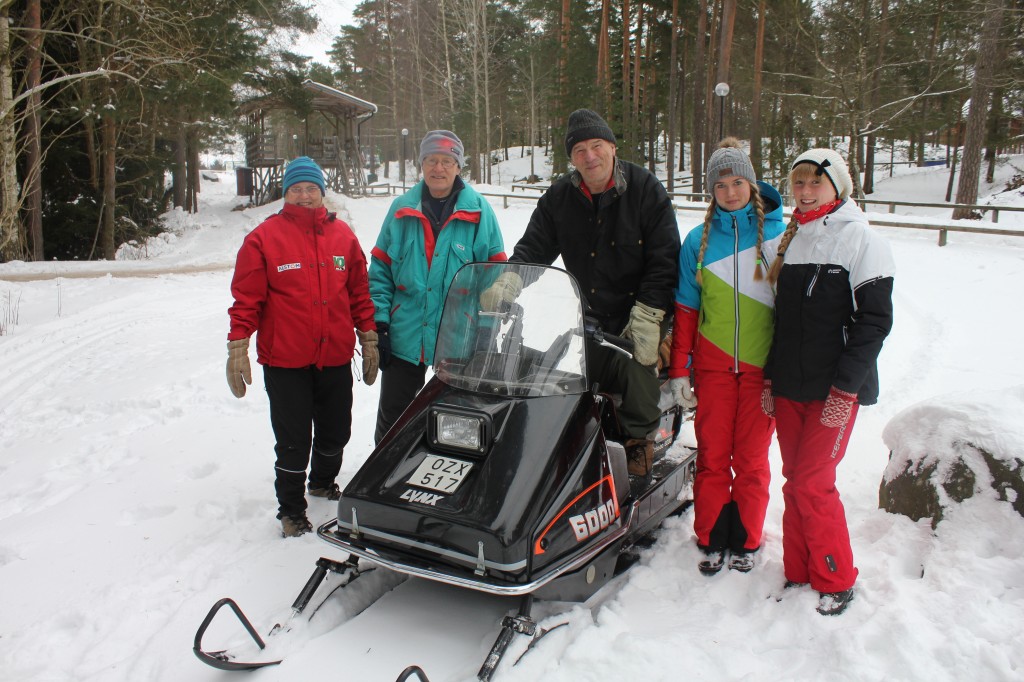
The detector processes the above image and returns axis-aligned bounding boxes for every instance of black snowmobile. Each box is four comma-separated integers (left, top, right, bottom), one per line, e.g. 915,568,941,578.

194,262,697,680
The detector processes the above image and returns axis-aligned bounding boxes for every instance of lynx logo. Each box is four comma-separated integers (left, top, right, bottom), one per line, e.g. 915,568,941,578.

333,256,346,271
568,499,617,542
400,489,442,506
277,262,301,272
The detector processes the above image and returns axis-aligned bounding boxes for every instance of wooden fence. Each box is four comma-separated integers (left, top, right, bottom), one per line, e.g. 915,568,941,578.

361,184,1024,247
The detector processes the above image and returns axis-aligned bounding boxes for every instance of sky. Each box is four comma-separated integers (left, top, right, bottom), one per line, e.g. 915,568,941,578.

292,0,358,65
0,150,1023,681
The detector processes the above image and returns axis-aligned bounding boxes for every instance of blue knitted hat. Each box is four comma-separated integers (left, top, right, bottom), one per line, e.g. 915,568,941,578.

282,156,325,194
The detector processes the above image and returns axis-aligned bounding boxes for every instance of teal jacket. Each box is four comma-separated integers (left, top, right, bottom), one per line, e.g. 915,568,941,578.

369,180,506,365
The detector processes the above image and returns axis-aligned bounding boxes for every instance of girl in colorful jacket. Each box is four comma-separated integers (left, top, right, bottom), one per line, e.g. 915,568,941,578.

763,149,895,616
669,139,785,576
369,131,506,444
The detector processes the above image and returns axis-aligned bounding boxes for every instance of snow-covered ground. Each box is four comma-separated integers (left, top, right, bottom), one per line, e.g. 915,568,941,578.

1,151,1023,682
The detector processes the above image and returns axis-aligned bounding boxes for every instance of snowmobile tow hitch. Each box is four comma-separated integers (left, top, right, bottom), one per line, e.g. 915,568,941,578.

192,555,363,671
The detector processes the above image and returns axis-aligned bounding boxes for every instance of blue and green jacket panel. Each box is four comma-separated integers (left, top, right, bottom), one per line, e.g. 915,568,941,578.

674,181,785,373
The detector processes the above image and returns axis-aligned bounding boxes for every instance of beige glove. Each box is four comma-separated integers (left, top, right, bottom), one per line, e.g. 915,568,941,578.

358,330,379,385
226,338,252,398
622,302,665,366
479,271,524,312
670,376,698,409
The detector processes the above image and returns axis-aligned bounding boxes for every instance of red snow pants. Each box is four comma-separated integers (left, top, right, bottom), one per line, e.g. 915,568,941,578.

692,368,774,552
775,396,860,593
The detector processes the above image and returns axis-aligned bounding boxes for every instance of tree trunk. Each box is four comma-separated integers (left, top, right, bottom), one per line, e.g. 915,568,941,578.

863,0,889,195
0,7,24,261
553,0,570,174
439,0,456,118
24,0,43,260
620,0,631,159
173,124,187,208
481,0,492,184
953,0,1005,218
690,0,707,195
749,0,766,175
985,86,1002,184
711,0,736,143
703,0,719,154
597,0,612,113
632,2,644,160
186,127,201,214
100,111,117,260
666,0,679,192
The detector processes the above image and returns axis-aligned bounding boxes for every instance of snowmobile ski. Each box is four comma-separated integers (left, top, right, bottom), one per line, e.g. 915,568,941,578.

193,555,363,671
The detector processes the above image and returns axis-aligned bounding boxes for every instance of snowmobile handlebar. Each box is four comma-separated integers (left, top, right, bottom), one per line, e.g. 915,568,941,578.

584,316,634,359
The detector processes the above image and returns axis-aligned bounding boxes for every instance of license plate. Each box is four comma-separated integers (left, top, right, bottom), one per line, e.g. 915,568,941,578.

407,454,474,494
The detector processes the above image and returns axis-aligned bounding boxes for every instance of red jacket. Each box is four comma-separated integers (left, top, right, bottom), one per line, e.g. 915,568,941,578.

228,203,375,369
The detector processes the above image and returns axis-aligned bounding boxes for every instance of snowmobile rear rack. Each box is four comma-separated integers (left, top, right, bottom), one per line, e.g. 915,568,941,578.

193,555,362,671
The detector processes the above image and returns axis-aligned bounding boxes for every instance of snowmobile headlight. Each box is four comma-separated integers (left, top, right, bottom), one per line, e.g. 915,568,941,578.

429,407,492,455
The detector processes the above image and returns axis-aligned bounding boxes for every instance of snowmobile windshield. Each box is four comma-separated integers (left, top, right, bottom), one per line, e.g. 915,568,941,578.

433,263,588,398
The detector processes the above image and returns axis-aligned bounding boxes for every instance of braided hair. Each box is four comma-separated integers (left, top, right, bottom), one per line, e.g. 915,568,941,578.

767,161,822,285
696,185,766,285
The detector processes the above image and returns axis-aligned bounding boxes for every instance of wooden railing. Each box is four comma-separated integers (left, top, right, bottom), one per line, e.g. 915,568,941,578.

357,184,1023,247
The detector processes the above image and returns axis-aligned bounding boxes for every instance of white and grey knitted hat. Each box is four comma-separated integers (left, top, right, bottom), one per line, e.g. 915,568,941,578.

791,148,853,200
705,140,756,189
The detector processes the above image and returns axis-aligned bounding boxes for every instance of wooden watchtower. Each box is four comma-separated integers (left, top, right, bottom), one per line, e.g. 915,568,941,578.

237,80,378,205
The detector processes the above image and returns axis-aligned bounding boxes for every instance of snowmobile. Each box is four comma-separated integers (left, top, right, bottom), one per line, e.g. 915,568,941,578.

194,262,697,680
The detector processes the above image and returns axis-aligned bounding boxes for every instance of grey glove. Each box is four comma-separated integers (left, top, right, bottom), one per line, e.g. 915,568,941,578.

226,338,252,398
622,302,664,366
670,376,697,409
479,271,524,312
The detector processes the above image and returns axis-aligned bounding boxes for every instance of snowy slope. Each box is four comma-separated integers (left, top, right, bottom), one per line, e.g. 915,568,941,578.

1,154,1023,682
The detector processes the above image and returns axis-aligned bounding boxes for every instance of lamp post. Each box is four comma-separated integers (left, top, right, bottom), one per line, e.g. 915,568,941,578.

714,82,730,141
400,128,409,191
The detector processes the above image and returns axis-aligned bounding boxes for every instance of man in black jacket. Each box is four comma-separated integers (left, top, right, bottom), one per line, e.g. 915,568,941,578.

483,109,680,478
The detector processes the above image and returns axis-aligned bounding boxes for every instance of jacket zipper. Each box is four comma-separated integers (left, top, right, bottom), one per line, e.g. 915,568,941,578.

806,264,821,297
732,215,740,373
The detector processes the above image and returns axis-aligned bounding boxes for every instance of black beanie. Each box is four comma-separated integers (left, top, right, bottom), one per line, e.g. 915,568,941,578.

565,109,616,157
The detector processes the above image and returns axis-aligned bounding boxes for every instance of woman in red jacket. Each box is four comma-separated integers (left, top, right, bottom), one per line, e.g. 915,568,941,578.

226,157,378,537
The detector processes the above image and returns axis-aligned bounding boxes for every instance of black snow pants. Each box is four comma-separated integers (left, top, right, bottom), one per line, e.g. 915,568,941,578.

263,364,353,519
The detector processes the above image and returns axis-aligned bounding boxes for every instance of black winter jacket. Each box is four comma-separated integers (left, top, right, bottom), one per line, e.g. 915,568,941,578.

509,160,680,333
765,200,895,405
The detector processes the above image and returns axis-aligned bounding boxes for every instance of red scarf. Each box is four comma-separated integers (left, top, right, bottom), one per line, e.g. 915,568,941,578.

794,199,841,224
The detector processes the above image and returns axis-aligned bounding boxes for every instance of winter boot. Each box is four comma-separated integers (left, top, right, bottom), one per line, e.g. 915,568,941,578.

308,482,342,500
816,588,855,616
728,550,756,573
698,549,726,576
281,514,313,538
625,438,654,476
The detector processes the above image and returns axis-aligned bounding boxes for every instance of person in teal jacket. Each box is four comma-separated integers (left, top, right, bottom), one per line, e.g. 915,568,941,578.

369,130,507,443
668,138,785,575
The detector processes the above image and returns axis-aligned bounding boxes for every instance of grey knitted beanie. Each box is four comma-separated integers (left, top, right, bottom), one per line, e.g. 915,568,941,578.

565,109,616,157
419,130,465,168
705,140,756,190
